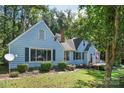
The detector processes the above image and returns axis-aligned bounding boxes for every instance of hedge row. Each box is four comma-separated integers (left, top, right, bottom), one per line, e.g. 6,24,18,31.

11,61,75,75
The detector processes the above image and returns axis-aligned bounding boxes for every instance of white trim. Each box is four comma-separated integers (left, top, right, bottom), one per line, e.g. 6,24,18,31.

64,51,70,61
8,20,64,51
43,20,64,50
73,51,82,61
38,29,46,40
8,20,42,45
29,47,52,63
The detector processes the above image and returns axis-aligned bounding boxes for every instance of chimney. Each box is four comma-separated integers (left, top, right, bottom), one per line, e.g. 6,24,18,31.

55,33,61,42
60,28,65,42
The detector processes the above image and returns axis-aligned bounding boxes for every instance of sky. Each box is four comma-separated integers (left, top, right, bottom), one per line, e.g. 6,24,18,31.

49,5,78,13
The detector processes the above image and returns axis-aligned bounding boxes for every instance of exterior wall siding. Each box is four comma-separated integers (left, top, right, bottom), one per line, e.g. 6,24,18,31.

9,20,64,69
8,20,100,69
87,46,98,64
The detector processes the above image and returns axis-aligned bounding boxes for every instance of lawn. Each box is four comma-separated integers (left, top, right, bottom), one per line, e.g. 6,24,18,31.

0,68,124,88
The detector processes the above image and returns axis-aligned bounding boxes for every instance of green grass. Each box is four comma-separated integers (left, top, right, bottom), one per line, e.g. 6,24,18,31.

0,69,98,88
0,68,124,88
112,68,124,78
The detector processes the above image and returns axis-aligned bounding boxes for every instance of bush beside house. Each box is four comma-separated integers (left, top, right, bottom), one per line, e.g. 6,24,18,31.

58,62,67,71
17,64,28,73
40,62,52,72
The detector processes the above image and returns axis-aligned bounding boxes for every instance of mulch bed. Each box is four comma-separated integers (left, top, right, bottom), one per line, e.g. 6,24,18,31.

0,69,81,81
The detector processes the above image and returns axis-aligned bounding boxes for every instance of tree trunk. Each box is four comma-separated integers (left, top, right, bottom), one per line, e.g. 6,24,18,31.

104,44,112,87
104,6,119,87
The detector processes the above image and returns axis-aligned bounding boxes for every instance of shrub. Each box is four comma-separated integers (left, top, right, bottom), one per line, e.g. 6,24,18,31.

40,62,52,72
58,62,67,71
66,65,76,71
113,61,121,67
9,71,19,78
99,66,105,71
17,64,28,73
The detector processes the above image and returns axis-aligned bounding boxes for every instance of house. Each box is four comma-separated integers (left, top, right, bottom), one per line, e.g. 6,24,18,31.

8,20,100,69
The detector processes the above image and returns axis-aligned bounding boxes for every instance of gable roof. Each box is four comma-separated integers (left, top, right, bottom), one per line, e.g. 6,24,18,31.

8,20,42,46
84,43,91,51
8,20,63,49
61,42,75,51
66,38,82,50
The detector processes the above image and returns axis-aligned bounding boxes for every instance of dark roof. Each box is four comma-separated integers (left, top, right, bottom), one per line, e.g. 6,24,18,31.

84,43,91,51
73,38,82,50
66,38,82,50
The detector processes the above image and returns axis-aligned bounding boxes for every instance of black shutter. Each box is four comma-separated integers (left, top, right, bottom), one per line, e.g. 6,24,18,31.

82,52,84,60
25,48,29,62
53,49,56,61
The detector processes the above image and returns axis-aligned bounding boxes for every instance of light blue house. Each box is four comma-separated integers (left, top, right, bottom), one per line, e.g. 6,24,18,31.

8,20,100,69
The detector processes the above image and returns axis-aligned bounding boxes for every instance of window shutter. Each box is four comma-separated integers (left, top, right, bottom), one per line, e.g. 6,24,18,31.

82,52,84,60
53,49,56,61
25,48,29,62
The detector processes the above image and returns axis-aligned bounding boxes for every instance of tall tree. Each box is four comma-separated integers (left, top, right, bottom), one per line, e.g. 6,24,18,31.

77,5,122,87
0,5,49,63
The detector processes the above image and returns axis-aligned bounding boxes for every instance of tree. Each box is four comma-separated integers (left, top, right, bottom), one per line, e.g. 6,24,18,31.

0,5,49,63
77,5,123,87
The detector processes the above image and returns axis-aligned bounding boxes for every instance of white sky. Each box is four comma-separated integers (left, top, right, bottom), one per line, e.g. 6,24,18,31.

49,5,78,13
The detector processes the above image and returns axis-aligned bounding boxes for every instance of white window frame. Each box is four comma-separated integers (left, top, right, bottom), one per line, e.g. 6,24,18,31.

74,51,81,60
38,29,46,40
64,51,70,61
29,48,52,63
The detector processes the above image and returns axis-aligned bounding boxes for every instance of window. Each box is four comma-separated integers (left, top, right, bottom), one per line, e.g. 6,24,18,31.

73,52,81,60
39,29,45,40
47,50,51,61
64,51,70,61
31,49,37,61
30,49,51,61
37,49,46,61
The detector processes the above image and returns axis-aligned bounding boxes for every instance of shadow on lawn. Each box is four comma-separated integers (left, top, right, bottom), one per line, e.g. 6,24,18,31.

73,69,105,88
86,69,105,80
73,79,104,88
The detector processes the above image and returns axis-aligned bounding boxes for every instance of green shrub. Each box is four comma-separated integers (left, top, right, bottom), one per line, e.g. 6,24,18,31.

17,64,28,73
40,62,52,72
9,71,19,78
113,61,121,67
58,62,67,71
99,66,105,71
